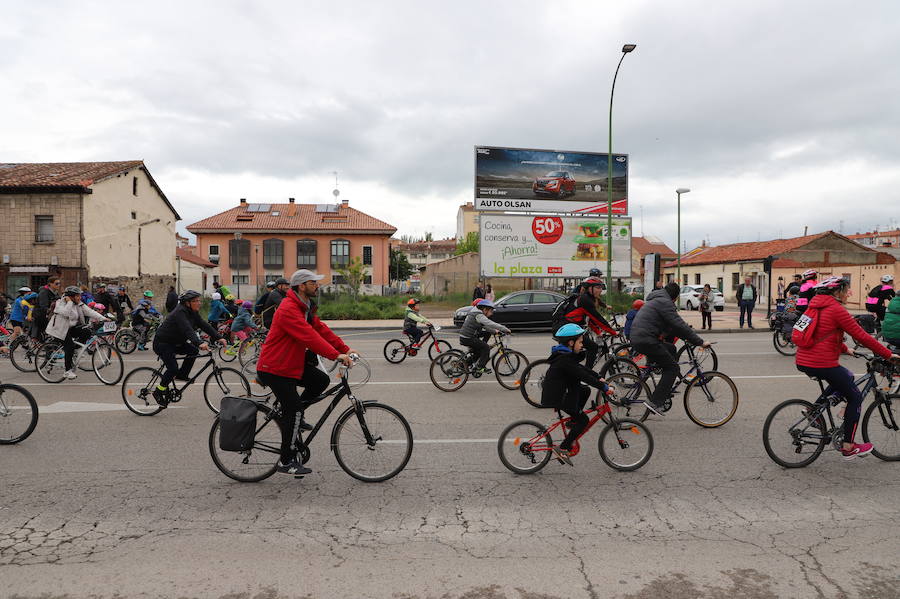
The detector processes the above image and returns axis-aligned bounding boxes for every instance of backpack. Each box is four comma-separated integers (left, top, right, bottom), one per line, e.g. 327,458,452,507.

550,293,580,331
792,307,824,348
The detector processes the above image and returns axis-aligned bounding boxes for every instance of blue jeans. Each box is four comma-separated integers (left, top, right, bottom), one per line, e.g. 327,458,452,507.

739,300,755,327
796,364,864,444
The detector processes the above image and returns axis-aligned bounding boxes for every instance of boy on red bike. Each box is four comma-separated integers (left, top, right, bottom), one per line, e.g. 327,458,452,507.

403,298,432,346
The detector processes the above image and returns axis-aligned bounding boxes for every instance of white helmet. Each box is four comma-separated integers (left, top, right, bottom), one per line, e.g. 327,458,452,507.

211,292,222,300
18,286,32,293
801,269,817,280
882,274,894,283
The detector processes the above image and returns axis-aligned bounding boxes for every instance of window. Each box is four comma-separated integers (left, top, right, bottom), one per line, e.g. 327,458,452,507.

332,274,347,285
265,274,280,283
682,274,688,286
331,239,350,268
502,293,532,305
296,239,317,267
532,293,559,304
213,275,220,286
208,244,220,264
232,275,249,285
131,211,137,220
732,273,740,288
262,238,284,269
362,245,373,266
228,239,250,269
363,275,372,285
694,273,701,285
132,176,138,196
35,215,54,242
716,277,723,292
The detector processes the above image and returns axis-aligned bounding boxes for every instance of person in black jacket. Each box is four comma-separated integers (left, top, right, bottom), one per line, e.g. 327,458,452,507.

783,274,802,299
540,323,609,465
151,290,226,407
94,283,122,323
32,277,61,338
165,286,178,313
254,281,276,315
262,278,289,328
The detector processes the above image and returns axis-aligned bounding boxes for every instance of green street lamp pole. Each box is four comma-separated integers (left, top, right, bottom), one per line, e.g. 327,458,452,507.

675,187,690,287
606,44,636,292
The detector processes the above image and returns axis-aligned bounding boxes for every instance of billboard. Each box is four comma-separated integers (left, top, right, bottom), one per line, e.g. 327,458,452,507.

480,214,632,278
474,146,628,214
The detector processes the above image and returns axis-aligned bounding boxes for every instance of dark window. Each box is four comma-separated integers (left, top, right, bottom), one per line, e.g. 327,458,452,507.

694,273,701,285
363,275,372,285
331,239,350,268
362,245,373,266
229,239,250,269
208,244,220,264
231,275,249,285
131,211,137,220
732,273,740,288
682,274,688,286
262,238,284,269
35,215,54,242
332,274,347,285
716,277,723,292
132,177,138,196
296,239,317,267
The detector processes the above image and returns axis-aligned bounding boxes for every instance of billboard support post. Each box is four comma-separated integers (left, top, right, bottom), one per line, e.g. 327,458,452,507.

607,44,636,291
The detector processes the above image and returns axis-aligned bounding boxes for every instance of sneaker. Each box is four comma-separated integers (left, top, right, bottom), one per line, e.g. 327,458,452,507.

552,447,574,466
475,367,493,375
841,443,873,461
63,370,77,380
137,345,147,351
298,418,313,432
642,400,665,416
152,387,169,408
276,460,312,476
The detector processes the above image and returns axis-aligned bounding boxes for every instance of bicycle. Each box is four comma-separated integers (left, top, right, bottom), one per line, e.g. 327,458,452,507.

209,355,413,483
114,316,159,354
236,328,268,367
429,332,528,392
8,334,42,372
240,352,373,398
121,352,250,416
35,322,125,385
601,343,739,427
383,325,452,363
498,384,654,474
0,379,38,444
772,312,798,356
762,355,900,467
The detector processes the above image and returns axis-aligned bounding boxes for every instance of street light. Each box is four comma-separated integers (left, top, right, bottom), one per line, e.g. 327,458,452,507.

676,188,690,288
234,231,242,299
606,43,636,292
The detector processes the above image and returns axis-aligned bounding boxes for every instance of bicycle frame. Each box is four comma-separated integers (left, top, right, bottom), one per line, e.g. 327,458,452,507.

518,398,614,456
788,369,881,447
159,353,218,393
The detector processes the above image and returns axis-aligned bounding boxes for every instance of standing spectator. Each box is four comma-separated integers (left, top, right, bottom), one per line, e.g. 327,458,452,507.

485,284,495,302
262,277,289,328
165,286,178,313
117,286,134,315
32,277,61,338
776,277,785,298
699,283,713,330
736,276,758,329
472,281,485,302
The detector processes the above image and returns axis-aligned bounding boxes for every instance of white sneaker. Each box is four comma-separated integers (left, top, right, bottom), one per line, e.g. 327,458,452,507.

63,370,77,379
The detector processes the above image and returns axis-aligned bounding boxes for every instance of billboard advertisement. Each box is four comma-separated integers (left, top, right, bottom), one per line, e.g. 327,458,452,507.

480,214,632,278
474,146,628,214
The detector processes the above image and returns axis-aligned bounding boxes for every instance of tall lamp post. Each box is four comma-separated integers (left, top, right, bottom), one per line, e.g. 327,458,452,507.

606,43,636,291
675,188,690,287
233,231,242,299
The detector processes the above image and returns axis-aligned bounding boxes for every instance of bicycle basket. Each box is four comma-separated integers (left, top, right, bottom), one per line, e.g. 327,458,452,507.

218,396,259,452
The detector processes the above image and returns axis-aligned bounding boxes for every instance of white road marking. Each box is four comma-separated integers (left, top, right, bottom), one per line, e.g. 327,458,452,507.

37,401,183,413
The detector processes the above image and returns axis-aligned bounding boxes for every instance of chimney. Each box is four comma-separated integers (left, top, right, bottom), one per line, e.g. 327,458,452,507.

341,198,349,206
240,198,247,204
288,198,295,204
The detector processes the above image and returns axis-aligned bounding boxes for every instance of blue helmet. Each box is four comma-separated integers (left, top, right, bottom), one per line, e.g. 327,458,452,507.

554,323,586,341
476,299,494,309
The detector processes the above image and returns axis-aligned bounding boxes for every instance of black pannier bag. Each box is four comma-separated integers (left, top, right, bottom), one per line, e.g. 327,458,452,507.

219,396,259,452
854,313,877,334
781,311,799,335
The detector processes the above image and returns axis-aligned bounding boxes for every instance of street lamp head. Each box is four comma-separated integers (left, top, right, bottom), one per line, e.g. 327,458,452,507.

234,232,243,240
676,188,691,194
622,44,636,53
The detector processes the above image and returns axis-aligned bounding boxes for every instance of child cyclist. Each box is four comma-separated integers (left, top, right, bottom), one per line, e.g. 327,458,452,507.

540,323,610,465
403,298,432,345
794,276,900,460
130,299,155,351
458,299,510,375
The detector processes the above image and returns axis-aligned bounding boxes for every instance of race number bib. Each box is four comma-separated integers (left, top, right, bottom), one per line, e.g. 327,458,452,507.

793,314,812,332
103,321,117,332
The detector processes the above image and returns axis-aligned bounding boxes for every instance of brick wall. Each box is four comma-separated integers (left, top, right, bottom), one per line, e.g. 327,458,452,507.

0,193,84,267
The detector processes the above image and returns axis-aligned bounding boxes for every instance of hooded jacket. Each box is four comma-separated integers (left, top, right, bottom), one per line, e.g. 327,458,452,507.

880,296,900,341
540,345,606,409
795,294,892,368
629,288,704,347
46,300,107,340
207,299,229,323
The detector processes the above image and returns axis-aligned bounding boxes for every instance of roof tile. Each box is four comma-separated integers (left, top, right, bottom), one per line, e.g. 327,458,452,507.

0,161,145,189
186,203,397,234
663,231,848,267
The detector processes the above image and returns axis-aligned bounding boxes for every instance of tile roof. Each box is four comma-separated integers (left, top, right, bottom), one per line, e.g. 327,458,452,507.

396,238,457,252
631,236,676,257
176,247,218,268
848,230,900,239
664,231,838,267
186,202,397,234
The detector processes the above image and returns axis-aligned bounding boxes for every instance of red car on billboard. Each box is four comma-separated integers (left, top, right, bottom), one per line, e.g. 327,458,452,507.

532,171,576,198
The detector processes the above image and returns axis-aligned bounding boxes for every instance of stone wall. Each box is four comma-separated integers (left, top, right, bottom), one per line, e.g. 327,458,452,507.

91,273,176,305
0,193,84,268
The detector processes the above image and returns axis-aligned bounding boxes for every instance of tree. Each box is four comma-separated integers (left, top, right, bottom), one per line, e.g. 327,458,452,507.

424,231,433,242
335,256,367,297
454,231,479,255
389,248,415,283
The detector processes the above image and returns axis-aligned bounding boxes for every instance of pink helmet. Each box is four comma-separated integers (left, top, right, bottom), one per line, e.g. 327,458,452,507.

93,303,106,311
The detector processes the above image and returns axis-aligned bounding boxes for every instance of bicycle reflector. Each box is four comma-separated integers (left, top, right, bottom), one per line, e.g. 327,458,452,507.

630,426,641,435
513,437,521,446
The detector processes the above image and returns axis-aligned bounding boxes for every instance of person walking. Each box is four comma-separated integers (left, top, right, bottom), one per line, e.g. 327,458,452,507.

472,281,485,302
736,276,758,329
165,286,178,313
699,283,713,330
484,284,495,303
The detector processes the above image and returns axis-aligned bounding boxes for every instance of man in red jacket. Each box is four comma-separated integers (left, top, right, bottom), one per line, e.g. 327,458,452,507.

256,269,354,476
795,277,899,460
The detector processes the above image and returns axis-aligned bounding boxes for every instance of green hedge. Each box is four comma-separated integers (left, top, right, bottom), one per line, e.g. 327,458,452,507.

317,295,407,320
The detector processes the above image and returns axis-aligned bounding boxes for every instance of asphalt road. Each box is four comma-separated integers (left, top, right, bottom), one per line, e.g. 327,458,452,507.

1,331,898,599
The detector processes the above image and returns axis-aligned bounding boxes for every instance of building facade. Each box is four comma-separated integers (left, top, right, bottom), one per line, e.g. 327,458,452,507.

176,246,219,296
848,229,900,249
456,202,479,240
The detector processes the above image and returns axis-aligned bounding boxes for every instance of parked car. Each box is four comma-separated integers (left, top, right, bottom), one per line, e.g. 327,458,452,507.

532,171,576,198
678,285,725,311
623,284,644,297
452,290,566,330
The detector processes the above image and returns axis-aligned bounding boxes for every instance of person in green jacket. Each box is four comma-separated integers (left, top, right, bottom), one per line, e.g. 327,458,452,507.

883,295,900,347
403,298,432,345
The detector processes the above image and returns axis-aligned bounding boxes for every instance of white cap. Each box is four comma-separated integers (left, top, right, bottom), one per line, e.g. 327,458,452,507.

212,292,221,300
290,269,325,286
18,286,32,293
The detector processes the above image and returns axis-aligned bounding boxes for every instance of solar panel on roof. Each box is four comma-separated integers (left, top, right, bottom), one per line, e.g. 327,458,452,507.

315,204,339,213
246,203,271,212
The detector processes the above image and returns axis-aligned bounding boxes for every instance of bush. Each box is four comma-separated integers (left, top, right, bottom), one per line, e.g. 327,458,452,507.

317,295,406,320
604,291,638,314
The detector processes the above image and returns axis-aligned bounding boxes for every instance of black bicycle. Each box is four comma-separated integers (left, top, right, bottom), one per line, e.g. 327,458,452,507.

121,352,250,416
383,325,452,363
763,355,900,467
209,356,413,483
0,380,38,444
8,334,42,373
428,332,528,391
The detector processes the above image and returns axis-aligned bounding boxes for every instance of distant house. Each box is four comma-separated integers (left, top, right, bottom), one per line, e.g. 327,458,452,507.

176,246,219,296
848,229,900,249
630,236,676,284
456,202,479,241
394,238,458,271
0,161,179,298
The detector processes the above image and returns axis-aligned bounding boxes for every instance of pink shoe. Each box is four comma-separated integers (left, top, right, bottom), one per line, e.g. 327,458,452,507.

841,442,873,461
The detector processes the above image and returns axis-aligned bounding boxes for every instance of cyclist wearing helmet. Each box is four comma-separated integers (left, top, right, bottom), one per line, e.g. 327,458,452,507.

623,299,644,339
116,286,134,316
570,268,604,296
563,277,616,368
207,292,228,326
254,280,277,316
540,323,610,465
403,299,432,345
46,286,112,379
262,277,290,328
8,287,33,344
152,290,227,406
796,269,818,314
795,277,899,460
231,300,258,341
458,299,511,375
131,299,154,351
864,274,895,322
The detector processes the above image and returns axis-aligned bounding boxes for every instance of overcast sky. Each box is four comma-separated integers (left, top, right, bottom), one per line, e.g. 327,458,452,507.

3,1,900,252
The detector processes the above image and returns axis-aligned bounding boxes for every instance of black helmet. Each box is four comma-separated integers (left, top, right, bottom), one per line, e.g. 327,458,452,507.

274,277,289,286
266,281,276,289
179,290,201,303
588,268,601,277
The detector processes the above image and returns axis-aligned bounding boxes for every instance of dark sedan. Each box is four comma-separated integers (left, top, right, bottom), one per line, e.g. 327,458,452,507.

453,290,566,330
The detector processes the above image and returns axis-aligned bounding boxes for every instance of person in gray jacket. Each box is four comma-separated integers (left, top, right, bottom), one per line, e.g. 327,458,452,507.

630,282,710,414
458,299,510,374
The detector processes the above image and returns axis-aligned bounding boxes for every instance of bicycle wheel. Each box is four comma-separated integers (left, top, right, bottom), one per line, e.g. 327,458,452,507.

497,420,553,475
676,344,718,380
121,367,165,416
862,394,900,461
493,349,528,390
115,330,138,355
237,336,262,366
611,343,649,369
427,339,452,361
35,340,66,384
597,418,654,471
601,372,652,423
519,359,551,408
203,367,252,414
239,357,271,398
598,356,641,378
429,351,469,392
9,336,37,372
209,403,282,482
382,339,408,364
92,340,124,385
0,384,39,444
762,399,826,468
683,371,739,428
217,343,238,362
773,330,797,356
332,401,413,482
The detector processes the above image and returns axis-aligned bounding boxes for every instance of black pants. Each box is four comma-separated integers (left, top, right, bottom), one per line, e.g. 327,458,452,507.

632,341,678,406
739,300,754,327
256,368,330,462
460,336,490,368
866,304,886,322
153,339,199,388
797,365,864,444
63,326,92,371
404,326,424,345
559,385,591,450
701,310,712,329
581,335,599,369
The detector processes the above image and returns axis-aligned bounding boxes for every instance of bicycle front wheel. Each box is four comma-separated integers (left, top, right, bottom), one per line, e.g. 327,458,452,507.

209,403,283,482
602,372,652,423
121,367,165,416
35,340,66,384
762,399,826,468
519,359,550,408
429,351,468,392
0,384,39,444
332,402,413,482
597,418,654,471
203,367,252,414
217,343,238,362
9,336,37,372
427,339,452,361
862,394,900,461
92,340,124,385
237,337,262,366
382,339,408,364
683,371,739,428
493,349,528,390
115,330,138,354
676,344,718,380
497,420,553,475
773,330,797,356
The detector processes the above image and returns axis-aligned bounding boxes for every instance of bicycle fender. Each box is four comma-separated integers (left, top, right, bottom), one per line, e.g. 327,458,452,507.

329,400,378,452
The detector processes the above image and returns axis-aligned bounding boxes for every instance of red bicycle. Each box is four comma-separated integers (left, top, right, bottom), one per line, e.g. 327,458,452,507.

383,325,451,363
498,386,654,474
